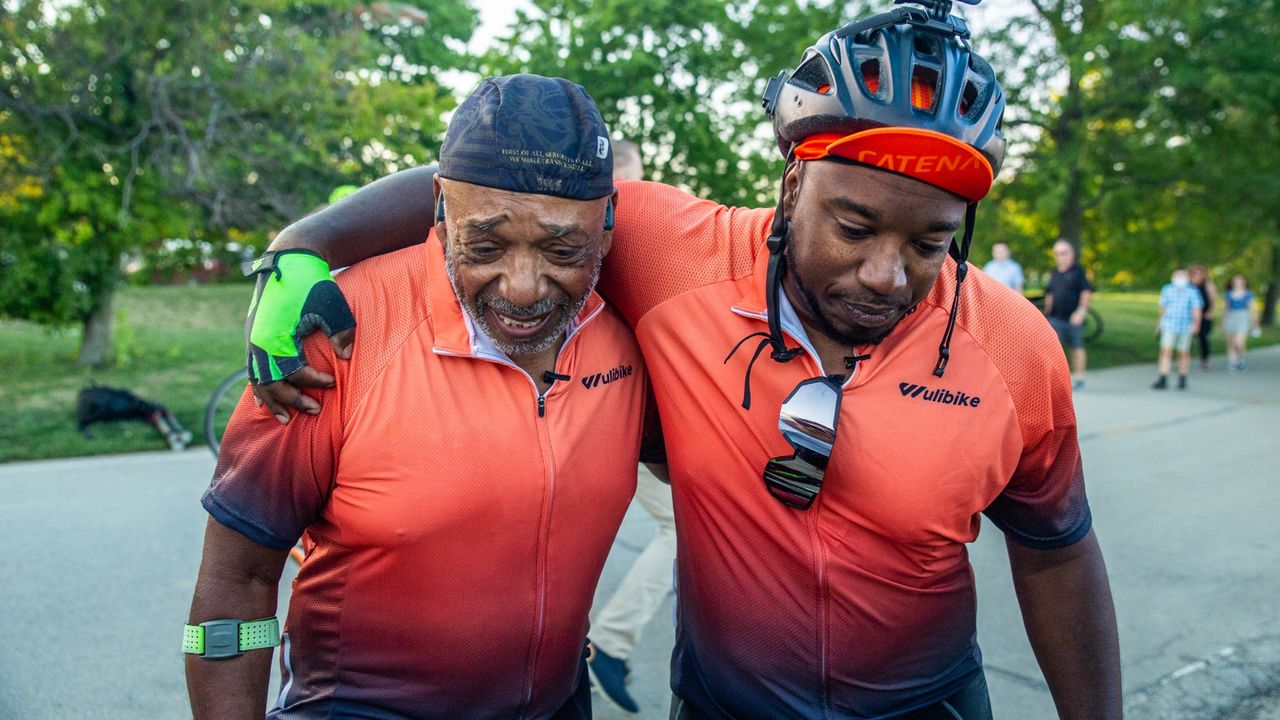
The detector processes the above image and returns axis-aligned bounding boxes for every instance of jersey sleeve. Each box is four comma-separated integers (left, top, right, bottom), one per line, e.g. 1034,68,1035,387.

983,324,1093,549
598,180,774,327
201,335,343,550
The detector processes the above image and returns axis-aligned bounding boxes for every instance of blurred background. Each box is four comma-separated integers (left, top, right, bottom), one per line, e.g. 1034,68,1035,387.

2,0,1279,459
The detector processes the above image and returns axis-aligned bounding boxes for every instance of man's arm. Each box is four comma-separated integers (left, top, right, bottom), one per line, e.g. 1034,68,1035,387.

271,166,437,265
1007,529,1121,720
1070,289,1093,326
186,518,291,720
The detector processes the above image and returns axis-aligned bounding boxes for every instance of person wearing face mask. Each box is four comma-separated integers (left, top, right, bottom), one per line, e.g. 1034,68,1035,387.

1153,267,1204,390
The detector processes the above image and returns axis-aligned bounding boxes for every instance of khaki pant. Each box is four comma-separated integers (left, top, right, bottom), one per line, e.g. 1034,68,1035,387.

590,469,677,659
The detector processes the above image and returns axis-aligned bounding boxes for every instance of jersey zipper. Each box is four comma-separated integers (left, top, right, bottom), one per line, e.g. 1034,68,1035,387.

433,307,603,718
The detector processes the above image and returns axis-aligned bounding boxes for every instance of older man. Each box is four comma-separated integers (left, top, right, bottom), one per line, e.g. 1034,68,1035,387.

1045,239,1094,389
184,75,650,720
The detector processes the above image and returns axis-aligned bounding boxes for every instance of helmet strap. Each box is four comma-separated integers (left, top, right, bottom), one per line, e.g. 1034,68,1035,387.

725,148,804,410
934,202,978,377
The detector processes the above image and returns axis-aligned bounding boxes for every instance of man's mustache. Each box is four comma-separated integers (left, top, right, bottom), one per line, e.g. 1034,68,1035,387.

476,294,567,319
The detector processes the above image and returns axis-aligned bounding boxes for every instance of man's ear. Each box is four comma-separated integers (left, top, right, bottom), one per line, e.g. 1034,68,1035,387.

781,161,803,222
432,173,446,242
600,190,618,257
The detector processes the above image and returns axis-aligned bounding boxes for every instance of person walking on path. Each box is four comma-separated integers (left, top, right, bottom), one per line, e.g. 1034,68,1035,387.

1045,240,1093,389
1153,267,1204,390
1190,264,1217,370
585,138,677,715
982,241,1024,292
1223,274,1259,373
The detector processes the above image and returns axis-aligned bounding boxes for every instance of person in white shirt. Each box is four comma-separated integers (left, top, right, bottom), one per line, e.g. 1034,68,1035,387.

983,241,1025,293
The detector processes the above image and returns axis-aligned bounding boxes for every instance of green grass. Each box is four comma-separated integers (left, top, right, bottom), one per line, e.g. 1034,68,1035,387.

1,285,1277,463
1086,292,1280,369
0,283,251,463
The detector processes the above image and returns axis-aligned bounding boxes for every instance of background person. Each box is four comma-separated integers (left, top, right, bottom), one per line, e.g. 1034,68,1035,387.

1190,264,1217,369
1044,239,1093,389
1223,274,1259,373
586,137,676,716
1153,267,1204,390
982,241,1024,292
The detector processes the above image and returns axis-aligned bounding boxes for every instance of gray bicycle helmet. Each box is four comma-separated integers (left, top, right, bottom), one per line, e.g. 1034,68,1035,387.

763,0,1005,200
728,1,1005,410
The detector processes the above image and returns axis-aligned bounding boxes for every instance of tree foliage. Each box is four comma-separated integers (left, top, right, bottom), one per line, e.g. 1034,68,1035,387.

0,0,475,363
973,0,1280,311
482,0,865,207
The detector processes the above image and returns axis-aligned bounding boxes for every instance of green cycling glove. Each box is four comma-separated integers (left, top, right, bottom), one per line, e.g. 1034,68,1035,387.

243,250,356,384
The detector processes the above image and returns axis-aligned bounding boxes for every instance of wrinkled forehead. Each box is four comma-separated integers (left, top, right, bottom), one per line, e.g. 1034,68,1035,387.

440,177,603,232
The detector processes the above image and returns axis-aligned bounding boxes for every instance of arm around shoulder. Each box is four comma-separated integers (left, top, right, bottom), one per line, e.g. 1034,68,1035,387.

271,165,437,267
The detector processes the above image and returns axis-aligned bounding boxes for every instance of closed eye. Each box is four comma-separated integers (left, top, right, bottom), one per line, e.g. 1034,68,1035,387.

835,221,872,241
462,243,502,261
914,240,950,256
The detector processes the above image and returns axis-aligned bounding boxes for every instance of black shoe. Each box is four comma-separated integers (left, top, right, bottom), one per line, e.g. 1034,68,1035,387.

1151,376,1168,390
1178,375,1187,390
588,645,640,713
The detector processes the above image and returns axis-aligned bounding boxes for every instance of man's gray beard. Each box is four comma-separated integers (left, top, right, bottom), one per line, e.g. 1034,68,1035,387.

444,247,602,357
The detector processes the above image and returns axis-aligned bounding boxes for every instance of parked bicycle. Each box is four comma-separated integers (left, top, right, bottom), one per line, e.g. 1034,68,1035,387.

204,366,249,458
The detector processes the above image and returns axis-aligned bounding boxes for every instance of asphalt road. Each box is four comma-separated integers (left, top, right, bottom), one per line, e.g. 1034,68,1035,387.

2,347,1278,720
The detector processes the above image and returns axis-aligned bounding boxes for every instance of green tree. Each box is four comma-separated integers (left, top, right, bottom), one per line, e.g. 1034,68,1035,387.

1146,0,1280,324
975,0,1171,270
481,0,864,207
0,0,475,364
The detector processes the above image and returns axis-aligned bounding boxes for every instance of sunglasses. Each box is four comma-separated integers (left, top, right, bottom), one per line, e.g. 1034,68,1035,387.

763,376,843,509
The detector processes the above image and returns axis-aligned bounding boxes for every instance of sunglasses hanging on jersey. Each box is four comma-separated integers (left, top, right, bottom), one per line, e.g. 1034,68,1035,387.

763,375,843,510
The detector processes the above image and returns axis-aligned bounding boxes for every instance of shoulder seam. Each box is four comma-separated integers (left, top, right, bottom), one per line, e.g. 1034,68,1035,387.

343,312,434,431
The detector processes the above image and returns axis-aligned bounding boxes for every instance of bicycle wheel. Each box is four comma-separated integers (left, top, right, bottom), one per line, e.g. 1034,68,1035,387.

1084,308,1104,344
205,367,249,458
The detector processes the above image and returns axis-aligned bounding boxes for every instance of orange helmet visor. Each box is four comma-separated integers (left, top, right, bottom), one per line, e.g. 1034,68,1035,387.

793,127,994,203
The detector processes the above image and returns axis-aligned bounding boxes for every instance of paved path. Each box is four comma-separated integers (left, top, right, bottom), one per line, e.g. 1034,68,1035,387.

2,347,1278,719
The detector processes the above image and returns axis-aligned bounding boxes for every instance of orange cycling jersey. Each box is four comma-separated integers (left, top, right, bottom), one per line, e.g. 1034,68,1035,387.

204,236,648,719
598,181,1091,719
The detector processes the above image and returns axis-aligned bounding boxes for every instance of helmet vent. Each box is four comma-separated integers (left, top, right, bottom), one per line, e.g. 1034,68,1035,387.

911,65,939,112
859,59,884,97
959,80,979,117
914,34,938,57
790,55,834,94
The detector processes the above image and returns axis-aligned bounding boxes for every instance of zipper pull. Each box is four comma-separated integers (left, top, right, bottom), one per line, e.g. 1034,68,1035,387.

538,394,546,418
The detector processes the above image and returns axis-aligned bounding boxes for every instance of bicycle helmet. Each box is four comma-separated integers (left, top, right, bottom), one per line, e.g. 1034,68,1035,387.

729,1,1004,409
764,0,1005,200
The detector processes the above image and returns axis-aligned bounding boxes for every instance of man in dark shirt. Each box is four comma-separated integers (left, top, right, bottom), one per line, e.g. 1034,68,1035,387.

1045,239,1094,389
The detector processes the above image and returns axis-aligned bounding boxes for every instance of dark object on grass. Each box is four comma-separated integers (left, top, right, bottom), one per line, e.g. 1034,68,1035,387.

76,383,192,451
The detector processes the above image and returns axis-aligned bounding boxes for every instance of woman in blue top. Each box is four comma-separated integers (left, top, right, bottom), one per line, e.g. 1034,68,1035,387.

1223,274,1259,373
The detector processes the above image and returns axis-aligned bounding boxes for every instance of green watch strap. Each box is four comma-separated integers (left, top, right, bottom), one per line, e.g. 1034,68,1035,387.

182,617,280,659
